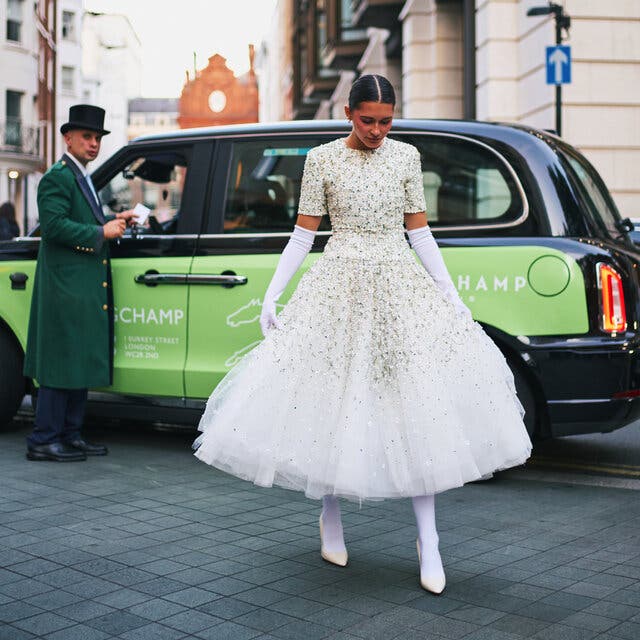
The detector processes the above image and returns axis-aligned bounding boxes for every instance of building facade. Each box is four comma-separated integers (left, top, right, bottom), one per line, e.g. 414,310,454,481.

56,0,83,137
177,47,259,129
128,98,178,140
81,12,142,160
259,0,640,218
0,0,47,233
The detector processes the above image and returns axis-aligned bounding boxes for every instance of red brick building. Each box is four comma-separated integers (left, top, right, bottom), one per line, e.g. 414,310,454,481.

177,46,259,129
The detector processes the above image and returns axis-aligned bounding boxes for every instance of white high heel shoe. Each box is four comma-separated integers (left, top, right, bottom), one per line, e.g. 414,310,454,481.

319,515,348,567
416,538,446,594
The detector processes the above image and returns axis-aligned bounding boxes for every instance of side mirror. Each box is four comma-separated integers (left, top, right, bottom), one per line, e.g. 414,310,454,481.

616,218,635,234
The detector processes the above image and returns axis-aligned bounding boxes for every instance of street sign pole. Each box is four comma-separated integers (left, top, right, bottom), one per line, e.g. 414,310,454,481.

528,4,571,138
555,16,562,137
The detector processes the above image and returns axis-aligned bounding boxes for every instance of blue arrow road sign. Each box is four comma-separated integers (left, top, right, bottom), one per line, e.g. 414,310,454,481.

546,45,571,84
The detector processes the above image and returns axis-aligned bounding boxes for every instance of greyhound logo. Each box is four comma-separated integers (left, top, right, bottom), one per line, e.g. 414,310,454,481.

225,341,262,368
226,298,285,328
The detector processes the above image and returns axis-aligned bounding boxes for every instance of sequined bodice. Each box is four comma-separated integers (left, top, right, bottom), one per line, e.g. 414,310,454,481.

297,137,426,262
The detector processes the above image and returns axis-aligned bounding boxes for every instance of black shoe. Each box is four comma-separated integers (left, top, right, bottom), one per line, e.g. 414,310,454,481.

26,442,87,462
66,439,108,456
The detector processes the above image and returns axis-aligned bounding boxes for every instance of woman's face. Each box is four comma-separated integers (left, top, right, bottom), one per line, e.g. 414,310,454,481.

345,101,394,150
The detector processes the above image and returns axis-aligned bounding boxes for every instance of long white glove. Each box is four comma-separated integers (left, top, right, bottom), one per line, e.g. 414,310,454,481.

407,225,471,320
260,225,316,336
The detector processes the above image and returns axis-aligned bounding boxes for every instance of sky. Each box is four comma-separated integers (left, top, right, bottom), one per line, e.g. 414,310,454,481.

84,0,278,98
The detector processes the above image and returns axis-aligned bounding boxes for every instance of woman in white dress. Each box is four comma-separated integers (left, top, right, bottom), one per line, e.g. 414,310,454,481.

194,75,532,594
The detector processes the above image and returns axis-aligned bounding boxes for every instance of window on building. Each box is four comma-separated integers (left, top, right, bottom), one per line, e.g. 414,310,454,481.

129,114,145,127
62,11,75,41
5,90,22,147
292,0,344,116
339,0,364,41
7,0,23,42
61,66,75,93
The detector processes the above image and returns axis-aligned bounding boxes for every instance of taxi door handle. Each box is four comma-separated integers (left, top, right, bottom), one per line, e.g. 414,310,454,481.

135,272,247,287
186,274,247,286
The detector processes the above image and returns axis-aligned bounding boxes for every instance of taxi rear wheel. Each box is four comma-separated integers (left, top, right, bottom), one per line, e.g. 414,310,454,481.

0,330,26,430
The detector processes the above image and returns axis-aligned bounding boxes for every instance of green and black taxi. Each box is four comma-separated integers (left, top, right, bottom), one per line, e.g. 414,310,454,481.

1,119,639,440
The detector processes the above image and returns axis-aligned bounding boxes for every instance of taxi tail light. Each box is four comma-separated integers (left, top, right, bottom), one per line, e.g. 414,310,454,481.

613,389,640,399
597,263,626,333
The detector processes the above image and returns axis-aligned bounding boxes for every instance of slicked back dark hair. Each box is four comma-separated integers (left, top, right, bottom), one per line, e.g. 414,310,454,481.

348,74,396,111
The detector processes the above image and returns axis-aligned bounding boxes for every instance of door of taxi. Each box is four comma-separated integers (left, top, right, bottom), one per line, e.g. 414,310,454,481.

184,136,331,399
93,141,212,399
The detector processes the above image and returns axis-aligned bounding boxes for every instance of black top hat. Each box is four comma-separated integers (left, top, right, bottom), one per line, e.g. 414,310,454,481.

60,104,110,136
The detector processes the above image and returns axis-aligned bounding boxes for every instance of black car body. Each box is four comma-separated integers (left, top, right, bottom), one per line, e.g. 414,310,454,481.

1,119,639,440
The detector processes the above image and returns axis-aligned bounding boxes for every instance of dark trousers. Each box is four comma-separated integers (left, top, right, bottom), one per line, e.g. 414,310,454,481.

27,387,88,447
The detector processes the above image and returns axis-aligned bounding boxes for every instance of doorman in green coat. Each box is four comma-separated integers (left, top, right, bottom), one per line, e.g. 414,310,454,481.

24,104,136,462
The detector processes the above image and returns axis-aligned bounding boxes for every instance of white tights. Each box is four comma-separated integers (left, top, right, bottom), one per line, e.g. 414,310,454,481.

320,494,443,575
412,495,444,581
321,495,347,553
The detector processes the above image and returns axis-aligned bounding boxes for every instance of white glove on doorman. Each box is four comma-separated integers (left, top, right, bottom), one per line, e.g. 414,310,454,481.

407,225,472,320
260,225,316,336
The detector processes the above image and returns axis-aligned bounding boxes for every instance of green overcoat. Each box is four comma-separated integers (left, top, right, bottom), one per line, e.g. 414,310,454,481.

24,154,115,389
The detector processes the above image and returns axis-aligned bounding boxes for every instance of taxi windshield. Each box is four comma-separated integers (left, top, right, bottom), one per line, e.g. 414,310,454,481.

560,148,622,237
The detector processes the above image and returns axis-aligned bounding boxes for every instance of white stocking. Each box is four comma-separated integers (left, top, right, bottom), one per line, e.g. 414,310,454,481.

321,495,347,553
412,495,444,581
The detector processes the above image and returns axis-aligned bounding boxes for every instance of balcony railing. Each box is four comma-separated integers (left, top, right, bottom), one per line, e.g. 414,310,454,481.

350,0,403,29
1,118,41,157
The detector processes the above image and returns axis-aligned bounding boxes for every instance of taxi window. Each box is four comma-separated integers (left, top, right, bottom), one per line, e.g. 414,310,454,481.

99,150,190,234
399,135,524,227
223,139,331,233
560,149,621,237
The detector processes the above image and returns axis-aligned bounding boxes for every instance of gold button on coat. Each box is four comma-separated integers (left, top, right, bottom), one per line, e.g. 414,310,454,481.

102,304,108,311
102,281,108,288
102,259,107,265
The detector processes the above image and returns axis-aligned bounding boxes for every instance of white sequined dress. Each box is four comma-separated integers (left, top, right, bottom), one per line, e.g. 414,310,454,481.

194,137,532,500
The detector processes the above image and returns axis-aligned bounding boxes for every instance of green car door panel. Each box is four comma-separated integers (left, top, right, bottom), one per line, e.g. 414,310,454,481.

104,256,193,398
0,260,36,347
442,246,588,335
185,252,322,398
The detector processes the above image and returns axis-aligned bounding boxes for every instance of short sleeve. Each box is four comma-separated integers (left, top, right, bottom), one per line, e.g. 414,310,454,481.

297,150,327,217
404,146,426,213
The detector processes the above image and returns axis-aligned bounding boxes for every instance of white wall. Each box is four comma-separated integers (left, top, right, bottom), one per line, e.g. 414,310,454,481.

56,0,85,138
256,0,293,122
561,0,640,218
81,13,142,162
401,0,464,118
475,0,640,217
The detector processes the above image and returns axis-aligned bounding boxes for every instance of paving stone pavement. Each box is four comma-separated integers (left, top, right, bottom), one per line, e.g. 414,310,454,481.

1,422,640,640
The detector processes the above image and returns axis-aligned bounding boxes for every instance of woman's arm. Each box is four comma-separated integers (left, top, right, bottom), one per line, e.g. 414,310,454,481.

404,212,471,319
259,223,317,335
404,211,428,230
296,213,324,232
258,152,326,336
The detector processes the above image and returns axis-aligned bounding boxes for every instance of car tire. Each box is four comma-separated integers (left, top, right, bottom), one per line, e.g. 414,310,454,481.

0,330,26,430
511,362,537,440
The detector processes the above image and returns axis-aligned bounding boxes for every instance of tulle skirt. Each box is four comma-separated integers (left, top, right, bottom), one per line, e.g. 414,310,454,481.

194,231,532,501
